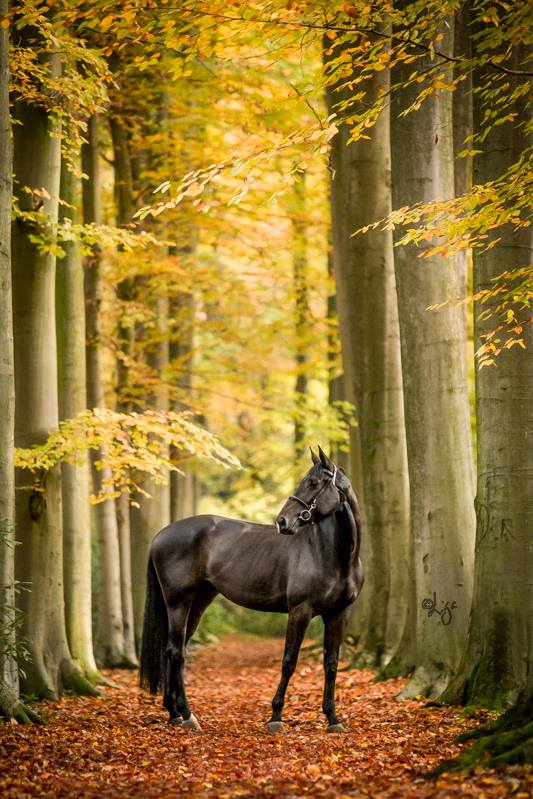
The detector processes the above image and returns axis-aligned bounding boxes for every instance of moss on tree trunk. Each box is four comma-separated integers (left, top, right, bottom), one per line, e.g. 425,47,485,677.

433,691,533,773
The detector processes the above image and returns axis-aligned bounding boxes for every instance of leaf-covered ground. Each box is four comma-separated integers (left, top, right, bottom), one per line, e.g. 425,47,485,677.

1,636,531,798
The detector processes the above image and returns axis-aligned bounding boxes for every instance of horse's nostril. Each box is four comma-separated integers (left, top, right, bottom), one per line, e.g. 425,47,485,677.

277,516,287,530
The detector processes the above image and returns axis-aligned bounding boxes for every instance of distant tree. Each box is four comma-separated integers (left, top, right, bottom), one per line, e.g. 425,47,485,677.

57,136,100,685
81,116,132,668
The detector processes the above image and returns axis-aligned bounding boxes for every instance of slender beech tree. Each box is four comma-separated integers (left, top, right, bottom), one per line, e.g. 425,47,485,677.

109,109,138,661
169,261,197,521
11,22,94,697
326,251,369,645
0,0,38,721
129,90,173,645
391,19,476,699
292,172,309,462
82,117,130,666
326,254,349,475
110,105,153,656
130,283,171,645
442,43,532,714
325,32,411,668
56,145,99,684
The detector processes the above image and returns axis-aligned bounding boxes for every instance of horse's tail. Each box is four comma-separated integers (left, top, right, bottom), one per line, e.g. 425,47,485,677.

139,556,168,694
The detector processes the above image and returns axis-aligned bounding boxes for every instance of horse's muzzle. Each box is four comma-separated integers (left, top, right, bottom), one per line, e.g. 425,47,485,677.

276,516,294,535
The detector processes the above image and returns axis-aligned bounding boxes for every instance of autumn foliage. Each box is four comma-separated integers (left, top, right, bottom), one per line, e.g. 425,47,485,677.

1,637,532,799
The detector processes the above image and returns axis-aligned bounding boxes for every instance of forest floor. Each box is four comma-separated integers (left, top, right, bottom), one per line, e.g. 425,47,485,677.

1,635,532,799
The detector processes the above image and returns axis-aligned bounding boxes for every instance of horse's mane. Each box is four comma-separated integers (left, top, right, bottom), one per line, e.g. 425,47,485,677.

339,481,362,563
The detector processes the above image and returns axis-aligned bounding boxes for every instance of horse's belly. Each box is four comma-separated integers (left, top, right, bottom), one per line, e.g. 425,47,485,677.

218,587,288,614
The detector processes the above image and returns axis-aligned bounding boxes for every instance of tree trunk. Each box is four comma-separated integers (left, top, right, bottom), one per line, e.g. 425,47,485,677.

326,288,349,473
325,32,411,668
0,0,39,721
441,42,532,710
391,20,476,699
130,289,171,647
292,173,309,463
109,110,142,662
82,117,129,667
327,251,368,645
169,277,197,521
12,35,95,698
57,144,99,684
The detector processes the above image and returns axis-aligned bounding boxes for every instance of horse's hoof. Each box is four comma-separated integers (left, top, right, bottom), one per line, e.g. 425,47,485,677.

267,721,284,733
327,722,346,733
182,713,202,731
168,716,183,726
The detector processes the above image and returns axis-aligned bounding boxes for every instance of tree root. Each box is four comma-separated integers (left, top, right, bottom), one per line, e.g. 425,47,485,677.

0,683,41,724
430,692,533,774
61,661,101,697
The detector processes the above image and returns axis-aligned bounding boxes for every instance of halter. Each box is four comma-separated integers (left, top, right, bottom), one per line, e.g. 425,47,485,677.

289,465,338,524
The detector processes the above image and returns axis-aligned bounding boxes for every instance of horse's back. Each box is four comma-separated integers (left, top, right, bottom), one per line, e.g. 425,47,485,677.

149,515,220,601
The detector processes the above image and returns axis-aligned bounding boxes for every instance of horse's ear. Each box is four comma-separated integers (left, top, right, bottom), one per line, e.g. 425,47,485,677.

310,447,320,466
318,445,332,468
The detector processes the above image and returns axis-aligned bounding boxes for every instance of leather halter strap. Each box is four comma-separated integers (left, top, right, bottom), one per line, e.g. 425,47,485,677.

288,465,338,524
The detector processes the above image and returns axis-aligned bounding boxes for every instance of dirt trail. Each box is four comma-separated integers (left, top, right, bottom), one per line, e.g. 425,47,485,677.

1,636,531,798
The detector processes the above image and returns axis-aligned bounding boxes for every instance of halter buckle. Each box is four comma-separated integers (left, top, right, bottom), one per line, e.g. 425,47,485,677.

299,509,312,522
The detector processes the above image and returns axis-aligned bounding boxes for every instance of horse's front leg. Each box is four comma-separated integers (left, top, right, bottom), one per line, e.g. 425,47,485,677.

322,608,350,732
267,603,312,733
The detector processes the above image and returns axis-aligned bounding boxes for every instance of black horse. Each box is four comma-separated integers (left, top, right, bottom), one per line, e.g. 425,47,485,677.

139,446,364,732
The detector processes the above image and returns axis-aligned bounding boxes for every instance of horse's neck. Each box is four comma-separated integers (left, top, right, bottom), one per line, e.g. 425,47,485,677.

312,508,358,577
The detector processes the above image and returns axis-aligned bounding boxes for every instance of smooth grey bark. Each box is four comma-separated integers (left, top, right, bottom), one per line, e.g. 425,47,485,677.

391,21,476,699
325,35,410,668
442,43,532,709
82,117,128,667
57,147,99,683
11,34,95,698
0,0,39,721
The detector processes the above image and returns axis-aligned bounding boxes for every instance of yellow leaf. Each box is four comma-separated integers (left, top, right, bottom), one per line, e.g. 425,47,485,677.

100,15,114,31
185,182,203,197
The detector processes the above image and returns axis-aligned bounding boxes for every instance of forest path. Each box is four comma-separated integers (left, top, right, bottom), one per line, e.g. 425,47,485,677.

1,635,531,799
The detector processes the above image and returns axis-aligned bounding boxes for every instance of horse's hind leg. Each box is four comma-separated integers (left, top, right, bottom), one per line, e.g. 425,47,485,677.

164,594,200,729
267,602,312,733
186,583,218,645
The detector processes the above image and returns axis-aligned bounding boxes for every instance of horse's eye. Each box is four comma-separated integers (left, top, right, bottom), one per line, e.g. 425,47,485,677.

309,478,319,488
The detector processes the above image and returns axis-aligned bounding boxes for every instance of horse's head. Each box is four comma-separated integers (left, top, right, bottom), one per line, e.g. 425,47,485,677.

275,446,347,534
